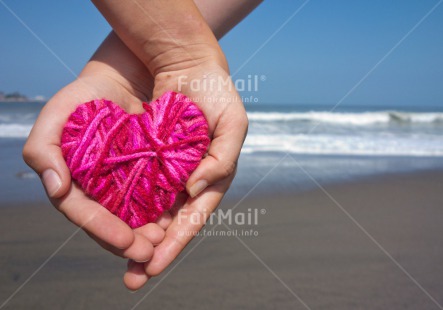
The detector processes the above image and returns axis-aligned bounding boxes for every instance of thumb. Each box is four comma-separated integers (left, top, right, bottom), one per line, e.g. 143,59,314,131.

23,105,72,199
186,108,248,198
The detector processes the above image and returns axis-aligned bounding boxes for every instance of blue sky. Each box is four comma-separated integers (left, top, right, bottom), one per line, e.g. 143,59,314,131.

1,0,442,106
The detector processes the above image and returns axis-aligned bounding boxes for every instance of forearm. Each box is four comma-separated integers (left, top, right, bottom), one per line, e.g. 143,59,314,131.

91,0,222,74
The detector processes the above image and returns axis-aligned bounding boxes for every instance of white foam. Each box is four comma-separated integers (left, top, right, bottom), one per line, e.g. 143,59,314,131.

0,124,32,138
247,111,443,126
242,134,443,157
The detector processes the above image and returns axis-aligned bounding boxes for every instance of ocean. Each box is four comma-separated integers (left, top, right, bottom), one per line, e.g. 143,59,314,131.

1,101,443,203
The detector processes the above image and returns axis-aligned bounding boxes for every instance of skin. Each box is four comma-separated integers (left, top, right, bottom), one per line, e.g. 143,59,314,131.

23,0,262,291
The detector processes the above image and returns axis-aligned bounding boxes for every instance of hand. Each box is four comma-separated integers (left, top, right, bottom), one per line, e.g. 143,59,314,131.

24,31,248,291
142,50,248,279
23,32,171,290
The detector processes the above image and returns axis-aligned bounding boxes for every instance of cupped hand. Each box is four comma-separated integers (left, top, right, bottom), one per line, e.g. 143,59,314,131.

142,53,248,277
23,32,171,290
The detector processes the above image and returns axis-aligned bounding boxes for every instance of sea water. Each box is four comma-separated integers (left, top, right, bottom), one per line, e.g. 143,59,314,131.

1,101,443,203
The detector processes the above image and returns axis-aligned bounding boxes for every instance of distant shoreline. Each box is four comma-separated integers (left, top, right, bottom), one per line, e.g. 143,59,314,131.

0,91,46,103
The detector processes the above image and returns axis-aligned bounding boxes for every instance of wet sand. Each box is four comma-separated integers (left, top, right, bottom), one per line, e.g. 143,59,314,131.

1,171,443,309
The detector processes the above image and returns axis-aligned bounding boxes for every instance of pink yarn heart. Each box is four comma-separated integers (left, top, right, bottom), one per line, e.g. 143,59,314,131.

61,91,209,228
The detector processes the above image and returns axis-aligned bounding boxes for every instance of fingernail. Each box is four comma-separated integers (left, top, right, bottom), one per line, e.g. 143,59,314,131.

42,169,62,197
189,180,208,198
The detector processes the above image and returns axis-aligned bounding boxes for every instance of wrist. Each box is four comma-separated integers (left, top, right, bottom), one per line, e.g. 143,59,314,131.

147,45,227,76
152,58,232,102
141,24,226,76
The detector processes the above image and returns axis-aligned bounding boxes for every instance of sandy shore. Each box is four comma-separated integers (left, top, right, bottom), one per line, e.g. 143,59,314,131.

1,171,443,309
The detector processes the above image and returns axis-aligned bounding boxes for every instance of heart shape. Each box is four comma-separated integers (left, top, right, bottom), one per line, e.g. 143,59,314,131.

61,91,210,228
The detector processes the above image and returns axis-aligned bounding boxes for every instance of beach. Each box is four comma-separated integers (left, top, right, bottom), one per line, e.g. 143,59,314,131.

1,170,443,309
1,101,443,309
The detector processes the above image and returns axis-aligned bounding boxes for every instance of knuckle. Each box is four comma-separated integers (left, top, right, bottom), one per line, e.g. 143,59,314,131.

235,111,249,136
242,114,249,135
242,112,249,129
235,110,249,129
221,160,237,179
22,141,37,167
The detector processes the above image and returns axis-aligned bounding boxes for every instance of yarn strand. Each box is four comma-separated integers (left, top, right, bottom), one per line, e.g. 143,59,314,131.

61,91,209,228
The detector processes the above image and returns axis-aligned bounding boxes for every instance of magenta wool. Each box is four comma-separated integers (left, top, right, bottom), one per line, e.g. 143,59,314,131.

61,91,210,228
